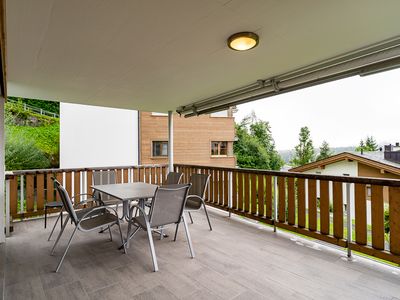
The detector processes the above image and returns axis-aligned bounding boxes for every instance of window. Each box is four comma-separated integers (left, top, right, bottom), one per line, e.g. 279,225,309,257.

152,141,168,157
211,141,228,156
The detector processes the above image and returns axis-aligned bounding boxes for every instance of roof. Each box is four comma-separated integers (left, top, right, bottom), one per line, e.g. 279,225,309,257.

6,1,400,112
289,151,400,176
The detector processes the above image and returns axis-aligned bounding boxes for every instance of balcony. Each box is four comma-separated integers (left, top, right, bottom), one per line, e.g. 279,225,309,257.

2,164,400,299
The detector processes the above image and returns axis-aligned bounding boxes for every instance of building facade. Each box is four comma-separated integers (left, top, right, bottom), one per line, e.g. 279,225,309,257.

139,110,236,167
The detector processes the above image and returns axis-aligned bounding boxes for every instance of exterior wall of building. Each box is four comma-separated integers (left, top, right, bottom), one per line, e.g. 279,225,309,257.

60,103,138,168
358,163,400,180
139,112,236,167
302,159,358,177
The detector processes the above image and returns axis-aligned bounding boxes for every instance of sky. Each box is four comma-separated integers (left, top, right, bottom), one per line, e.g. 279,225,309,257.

234,68,400,151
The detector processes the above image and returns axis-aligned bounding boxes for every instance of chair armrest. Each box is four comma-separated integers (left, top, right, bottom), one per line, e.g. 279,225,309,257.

71,193,97,208
186,195,204,202
77,206,118,223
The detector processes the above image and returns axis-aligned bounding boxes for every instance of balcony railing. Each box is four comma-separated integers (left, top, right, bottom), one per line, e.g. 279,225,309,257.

175,164,400,265
4,163,400,266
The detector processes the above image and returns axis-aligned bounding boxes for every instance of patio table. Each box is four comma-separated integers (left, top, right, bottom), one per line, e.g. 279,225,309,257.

91,182,158,219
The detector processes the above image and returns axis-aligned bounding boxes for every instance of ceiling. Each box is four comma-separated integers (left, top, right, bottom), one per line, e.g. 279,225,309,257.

6,0,400,112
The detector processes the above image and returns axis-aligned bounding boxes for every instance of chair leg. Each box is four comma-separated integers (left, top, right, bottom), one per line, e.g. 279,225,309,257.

146,225,159,272
108,226,112,241
159,226,164,240
60,210,63,229
173,223,180,242
203,203,213,231
55,226,78,273
51,216,70,255
117,220,127,254
44,207,47,228
182,214,195,258
188,212,194,224
48,210,62,241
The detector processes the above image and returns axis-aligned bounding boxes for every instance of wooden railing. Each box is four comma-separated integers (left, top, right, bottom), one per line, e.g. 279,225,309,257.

5,164,168,221
175,164,400,265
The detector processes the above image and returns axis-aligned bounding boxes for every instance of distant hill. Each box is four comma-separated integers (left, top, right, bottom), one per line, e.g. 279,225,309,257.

279,146,357,164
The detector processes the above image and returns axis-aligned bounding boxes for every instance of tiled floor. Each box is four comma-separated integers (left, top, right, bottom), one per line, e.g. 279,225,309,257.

2,207,400,299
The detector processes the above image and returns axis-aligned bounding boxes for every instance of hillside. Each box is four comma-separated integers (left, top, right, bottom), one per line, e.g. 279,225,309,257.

279,146,357,164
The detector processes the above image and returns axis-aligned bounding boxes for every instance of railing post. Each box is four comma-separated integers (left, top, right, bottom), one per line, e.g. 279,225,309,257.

228,171,232,217
20,175,24,214
5,178,10,237
273,176,278,232
346,181,352,259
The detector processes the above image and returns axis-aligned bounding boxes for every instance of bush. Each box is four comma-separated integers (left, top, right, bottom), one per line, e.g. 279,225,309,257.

5,129,51,170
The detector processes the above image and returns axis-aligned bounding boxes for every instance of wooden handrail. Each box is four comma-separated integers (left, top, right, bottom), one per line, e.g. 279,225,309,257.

175,163,400,187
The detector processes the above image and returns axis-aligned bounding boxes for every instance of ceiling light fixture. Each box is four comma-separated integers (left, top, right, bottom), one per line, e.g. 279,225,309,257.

227,32,259,51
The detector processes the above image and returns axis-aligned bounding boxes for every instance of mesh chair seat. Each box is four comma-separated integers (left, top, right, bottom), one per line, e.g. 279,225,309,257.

45,201,63,208
76,207,106,220
100,198,120,206
79,212,119,231
185,197,202,210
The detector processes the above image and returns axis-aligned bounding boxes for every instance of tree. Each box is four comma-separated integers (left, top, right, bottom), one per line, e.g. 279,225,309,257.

365,136,378,151
355,136,378,152
317,140,333,161
234,113,283,170
290,126,315,166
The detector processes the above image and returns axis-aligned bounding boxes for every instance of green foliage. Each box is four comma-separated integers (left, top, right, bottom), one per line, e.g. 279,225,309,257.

290,126,315,166
8,96,60,114
355,136,378,152
5,97,60,170
5,101,58,126
234,113,283,170
384,209,389,234
5,128,51,170
316,140,333,161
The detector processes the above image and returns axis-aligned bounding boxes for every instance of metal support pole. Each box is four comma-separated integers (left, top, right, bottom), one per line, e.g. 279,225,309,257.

168,111,174,173
273,176,278,232
0,97,4,243
228,171,232,217
5,179,10,237
346,182,352,259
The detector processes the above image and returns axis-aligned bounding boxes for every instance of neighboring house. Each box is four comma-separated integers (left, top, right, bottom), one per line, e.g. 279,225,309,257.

139,110,236,167
289,148,400,222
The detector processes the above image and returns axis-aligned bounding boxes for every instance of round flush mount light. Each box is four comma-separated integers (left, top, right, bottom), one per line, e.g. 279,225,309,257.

227,32,259,51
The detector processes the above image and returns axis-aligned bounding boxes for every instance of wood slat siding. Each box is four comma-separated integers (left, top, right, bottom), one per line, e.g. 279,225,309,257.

258,174,265,217
332,182,344,239
36,174,45,211
156,167,161,184
218,170,223,206
74,171,81,202
278,177,286,223
287,177,295,225
238,173,244,211
213,170,219,204
123,169,129,183
355,183,367,245
308,179,317,231
265,175,272,219
224,170,229,207
26,174,35,212
251,173,257,215
297,178,306,228
244,173,250,212
46,173,54,202
389,187,400,255
232,172,237,210
86,171,93,197
116,169,122,183
56,172,63,201
371,185,384,250
65,172,72,196
10,177,18,216
162,167,167,183
320,180,330,235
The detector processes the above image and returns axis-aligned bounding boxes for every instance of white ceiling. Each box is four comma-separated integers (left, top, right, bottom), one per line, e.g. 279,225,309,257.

6,0,400,112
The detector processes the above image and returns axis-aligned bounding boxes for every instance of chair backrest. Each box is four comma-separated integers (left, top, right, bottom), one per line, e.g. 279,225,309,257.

188,173,211,199
92,170,117,201
149,184,191,228
53,178,79,225
163,172,183,185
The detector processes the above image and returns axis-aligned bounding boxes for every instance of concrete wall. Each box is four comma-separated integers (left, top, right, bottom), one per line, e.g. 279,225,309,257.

60,103,138,168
